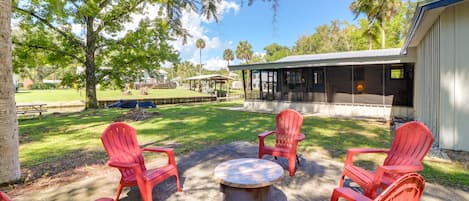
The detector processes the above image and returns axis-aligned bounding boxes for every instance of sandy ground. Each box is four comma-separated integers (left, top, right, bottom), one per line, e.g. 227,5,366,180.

11,142,469,201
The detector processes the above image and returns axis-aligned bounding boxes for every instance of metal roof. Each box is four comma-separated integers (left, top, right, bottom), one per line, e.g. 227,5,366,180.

185,74,233,81
229,48,415,71
277,48,401,62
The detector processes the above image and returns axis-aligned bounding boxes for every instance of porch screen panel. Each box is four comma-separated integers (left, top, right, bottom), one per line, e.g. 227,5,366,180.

385,64,414,106
249,70,261,100
283,69,307,101
326,67,353,103
260,70,277,100
308,68,326,102
353,65,384,104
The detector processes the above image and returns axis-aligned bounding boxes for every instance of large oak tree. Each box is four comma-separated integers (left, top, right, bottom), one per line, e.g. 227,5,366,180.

0,0,21,183
12,0,221,109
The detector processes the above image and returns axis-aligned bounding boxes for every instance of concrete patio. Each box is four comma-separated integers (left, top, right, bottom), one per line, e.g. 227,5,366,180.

12,141,469,201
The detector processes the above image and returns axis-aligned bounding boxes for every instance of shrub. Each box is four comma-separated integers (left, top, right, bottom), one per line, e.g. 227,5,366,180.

30,83,60,90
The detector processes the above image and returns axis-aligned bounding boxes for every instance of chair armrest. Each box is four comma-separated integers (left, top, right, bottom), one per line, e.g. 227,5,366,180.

107,160,139,169
258,131,274,148
345,148,389,166
143,147,174,154
143,147,176,166
258,131,275,138
331,187,372,201
297,133,305,141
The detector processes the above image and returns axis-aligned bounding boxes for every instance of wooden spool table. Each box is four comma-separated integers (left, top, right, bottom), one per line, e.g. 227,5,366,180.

214,158,283,201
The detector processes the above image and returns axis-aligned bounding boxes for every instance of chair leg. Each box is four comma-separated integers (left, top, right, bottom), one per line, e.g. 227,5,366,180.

115,183,123,201
175,173,182,192
288,157,296,176
142,185,153,201
258,150,263,159
296,154,300,165
330,188,340,201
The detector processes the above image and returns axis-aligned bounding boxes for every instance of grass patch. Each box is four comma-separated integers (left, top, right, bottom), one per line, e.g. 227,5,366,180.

15,88,208,103
17,102,469,188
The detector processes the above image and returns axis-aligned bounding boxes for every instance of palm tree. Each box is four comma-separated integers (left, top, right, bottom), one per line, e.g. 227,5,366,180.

236,41,253,64
0,0,21,183
196,38,205,75
223,49,234,67
350,0,380,50
377,0,401,48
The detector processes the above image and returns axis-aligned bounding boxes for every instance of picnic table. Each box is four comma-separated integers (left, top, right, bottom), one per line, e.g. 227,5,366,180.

16,103,47,116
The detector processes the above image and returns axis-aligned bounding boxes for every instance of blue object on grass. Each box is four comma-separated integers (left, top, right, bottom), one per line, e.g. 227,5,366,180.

108,100,156,109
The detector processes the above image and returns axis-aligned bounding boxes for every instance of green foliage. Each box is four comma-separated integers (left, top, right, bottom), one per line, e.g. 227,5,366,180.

236,41,253,63
287,1,414,56
223,49,234,66
174,61,198,79
102,19,179,89
30,83,59,90
293,21,359,54
264,43,290,62
249,53,266,64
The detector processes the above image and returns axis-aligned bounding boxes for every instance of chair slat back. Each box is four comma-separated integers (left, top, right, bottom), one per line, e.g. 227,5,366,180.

275,109,303,149
384,121,434,166
376,173,425,201
101,122,146,178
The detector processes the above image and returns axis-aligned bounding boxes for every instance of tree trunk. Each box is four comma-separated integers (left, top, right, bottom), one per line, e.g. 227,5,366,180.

85,17,98,109
199,48,202,75
367,19,372,50
381,20,386,49
0,0,21,183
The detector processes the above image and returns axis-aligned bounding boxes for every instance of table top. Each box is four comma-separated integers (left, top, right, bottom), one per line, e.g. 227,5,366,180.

16,103,47,107
214,158,283,188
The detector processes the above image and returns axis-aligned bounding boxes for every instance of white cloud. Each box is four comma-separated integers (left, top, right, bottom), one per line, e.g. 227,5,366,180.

205,57,229,70
171,0,239,70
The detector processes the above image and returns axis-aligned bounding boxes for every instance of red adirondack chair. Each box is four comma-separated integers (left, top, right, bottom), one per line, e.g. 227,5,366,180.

0,192,11,201
258,109,304,176
338,121,433,198
101,122,181,201
331,173,425,201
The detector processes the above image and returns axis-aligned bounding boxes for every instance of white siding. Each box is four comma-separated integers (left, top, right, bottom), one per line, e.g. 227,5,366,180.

416,2,469,151
452,3,469,151
415,19,440,145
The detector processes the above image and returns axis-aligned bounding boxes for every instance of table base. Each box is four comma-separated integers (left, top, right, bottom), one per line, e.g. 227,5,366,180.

220,184,272,201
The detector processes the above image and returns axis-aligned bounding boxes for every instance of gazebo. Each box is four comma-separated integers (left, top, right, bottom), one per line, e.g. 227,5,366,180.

185,74,233,97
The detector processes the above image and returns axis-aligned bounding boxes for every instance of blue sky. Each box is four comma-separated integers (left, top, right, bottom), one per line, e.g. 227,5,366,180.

172,0,357,70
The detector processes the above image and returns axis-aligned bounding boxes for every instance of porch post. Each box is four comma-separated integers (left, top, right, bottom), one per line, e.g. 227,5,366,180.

242,70,247,99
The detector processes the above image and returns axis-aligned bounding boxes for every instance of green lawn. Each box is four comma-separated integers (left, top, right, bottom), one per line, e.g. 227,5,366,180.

17,102,469,188
15,88,208,103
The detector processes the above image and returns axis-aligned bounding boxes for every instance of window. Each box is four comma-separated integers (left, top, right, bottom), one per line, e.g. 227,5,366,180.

391,68,405,79
286,71,303,84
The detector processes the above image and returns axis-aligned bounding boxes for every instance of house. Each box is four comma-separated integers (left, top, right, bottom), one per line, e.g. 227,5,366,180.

404,0,469,151
228,0,469,151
